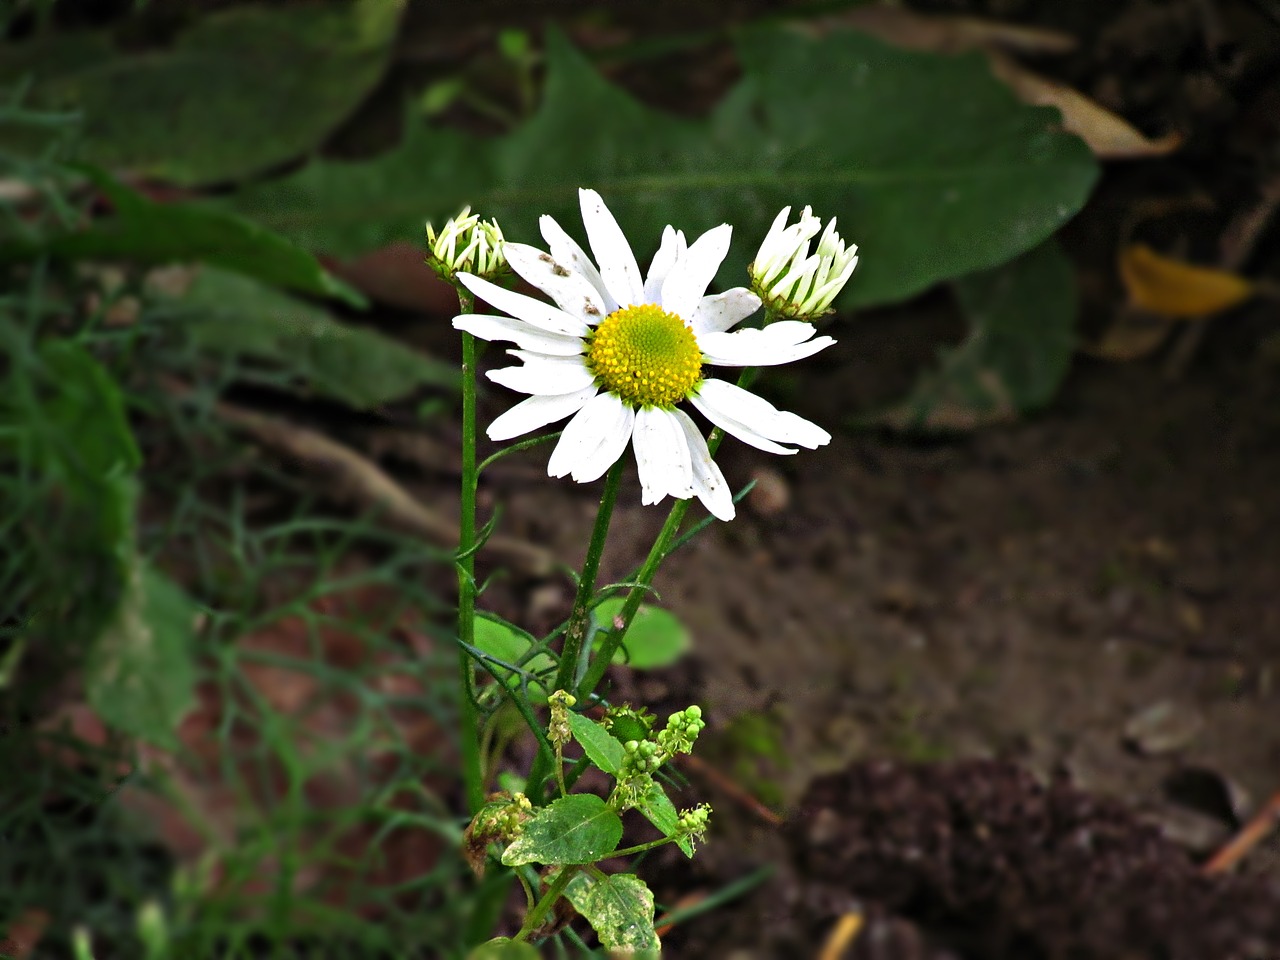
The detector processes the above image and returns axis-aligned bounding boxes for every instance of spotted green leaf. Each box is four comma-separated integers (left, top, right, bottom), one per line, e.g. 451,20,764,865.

501,794,622,867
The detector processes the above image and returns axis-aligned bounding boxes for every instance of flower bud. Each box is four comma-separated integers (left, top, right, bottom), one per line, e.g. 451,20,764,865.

749,206,858,320
426,206,507,281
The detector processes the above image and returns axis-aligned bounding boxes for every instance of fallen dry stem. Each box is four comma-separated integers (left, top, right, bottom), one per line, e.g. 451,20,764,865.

162,378,553,575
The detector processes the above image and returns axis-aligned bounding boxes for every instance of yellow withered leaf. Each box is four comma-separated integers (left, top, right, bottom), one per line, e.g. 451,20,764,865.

1119,244,1255,318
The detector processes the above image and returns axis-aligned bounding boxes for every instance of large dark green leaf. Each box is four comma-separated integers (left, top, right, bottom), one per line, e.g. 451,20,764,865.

0,0,402,186
876,238,1077,431
229,25,1097,309
167,268,456,407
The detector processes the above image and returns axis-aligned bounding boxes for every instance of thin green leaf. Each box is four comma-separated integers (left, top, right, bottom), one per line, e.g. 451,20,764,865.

566,711,624,776
637,779,694,858
472,615,556,705
501,794,622,867
0,167,362,305
86,563,198,750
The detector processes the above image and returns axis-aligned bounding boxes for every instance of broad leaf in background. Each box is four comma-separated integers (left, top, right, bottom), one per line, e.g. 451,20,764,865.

501,794,623,867
86,562,197,751
471,615,555,704
230,25,1097,309
591,598,690,670
564,872,661,953
161,268,457,407
875,239,1076,431
0,0,403,186
0,167,363,305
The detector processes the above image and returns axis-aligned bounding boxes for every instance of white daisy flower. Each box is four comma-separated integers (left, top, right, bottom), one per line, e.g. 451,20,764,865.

452,188,835,522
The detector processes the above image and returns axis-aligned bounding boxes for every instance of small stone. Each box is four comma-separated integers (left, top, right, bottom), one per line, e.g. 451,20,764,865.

1123,700,1204,756
747,466,790,516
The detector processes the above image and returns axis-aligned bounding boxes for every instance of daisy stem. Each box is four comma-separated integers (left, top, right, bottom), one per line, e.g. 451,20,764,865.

578,367,761,700
456,290,485,815
551,457,625,696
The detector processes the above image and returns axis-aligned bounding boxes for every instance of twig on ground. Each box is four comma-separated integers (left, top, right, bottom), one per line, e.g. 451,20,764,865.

162,378,553,575
675,753,784,828
1165,177,1280,379
1202,786,1280,875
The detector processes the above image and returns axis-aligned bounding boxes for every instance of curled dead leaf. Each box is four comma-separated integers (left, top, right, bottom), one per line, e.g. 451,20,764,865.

987,54,1183,160
1119,244,1255,318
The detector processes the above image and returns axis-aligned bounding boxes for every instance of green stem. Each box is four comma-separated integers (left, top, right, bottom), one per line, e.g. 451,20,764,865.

455,289,484,814
579,366,760,700
513,863,581,943
526,459,625,802
554,457,625,693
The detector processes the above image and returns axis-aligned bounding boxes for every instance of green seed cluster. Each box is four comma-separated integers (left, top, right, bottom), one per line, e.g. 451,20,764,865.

621,738,664,779
657,705,705,756
585,304,703,409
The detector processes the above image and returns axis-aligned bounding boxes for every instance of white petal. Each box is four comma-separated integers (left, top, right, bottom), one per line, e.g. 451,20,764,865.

487,356,596,395
539,214,615,313
689,391,795,455
487,386,598,441
689,287,762,336
503,242,610,325
644,225,687,303
458,272,589,337
699,321,835,367
693,378,831,451
660,223,732,319
632,406,693,505
579,188,643,308
569,394,635,483
547,391,631,479
670,408,734,521
453,314,584,356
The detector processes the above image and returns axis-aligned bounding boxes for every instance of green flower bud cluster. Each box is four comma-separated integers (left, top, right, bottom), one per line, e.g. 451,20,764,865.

473,792,533,842
677,803,712,835
677,802,713,850
656,705,704,757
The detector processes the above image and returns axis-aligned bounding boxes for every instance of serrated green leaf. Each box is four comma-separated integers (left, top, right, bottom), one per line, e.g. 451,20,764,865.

567,710,623,776
501,794,621,866
472,615,555,705
86,563,197,750
0,167,362,305
0,0,402,185
564,872,660,952
875,238,1076,432
592,598,690,670
466,939,540,960
637,779,694,858
228,25,1096,309
165,267,456,407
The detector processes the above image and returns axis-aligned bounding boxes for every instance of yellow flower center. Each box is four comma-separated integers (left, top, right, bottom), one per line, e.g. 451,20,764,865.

585,304,703,409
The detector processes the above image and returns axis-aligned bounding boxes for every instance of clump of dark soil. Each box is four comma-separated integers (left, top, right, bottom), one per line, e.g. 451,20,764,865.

780,760,1280,960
